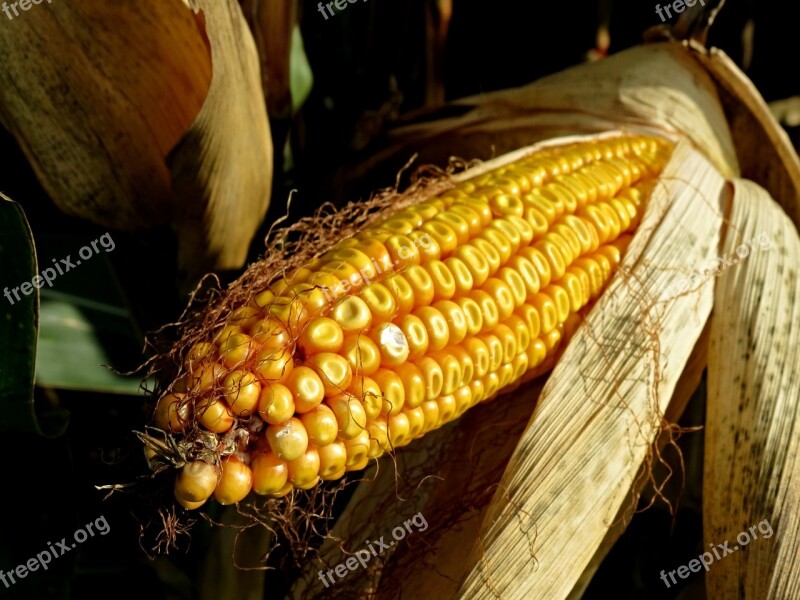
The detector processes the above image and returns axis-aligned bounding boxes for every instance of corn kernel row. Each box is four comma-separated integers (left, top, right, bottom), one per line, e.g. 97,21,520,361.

157,135,673,508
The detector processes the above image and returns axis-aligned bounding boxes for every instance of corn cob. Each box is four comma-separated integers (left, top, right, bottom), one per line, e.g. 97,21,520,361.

160,134,673,508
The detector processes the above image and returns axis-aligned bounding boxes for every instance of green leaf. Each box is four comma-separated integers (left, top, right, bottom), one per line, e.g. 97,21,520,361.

0,193,67,436
290,24,313,115
36,295,147,395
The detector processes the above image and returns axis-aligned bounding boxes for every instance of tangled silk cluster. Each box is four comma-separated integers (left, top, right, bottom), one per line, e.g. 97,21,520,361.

152,135,673,509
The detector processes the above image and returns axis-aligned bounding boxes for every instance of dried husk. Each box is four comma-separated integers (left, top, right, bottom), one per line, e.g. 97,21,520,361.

0,0,273,273
0,0,210,229
704,179,800,598
339,41,739,199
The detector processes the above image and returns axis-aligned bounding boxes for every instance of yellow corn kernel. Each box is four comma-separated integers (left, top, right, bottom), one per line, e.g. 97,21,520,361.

163,134,671,499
